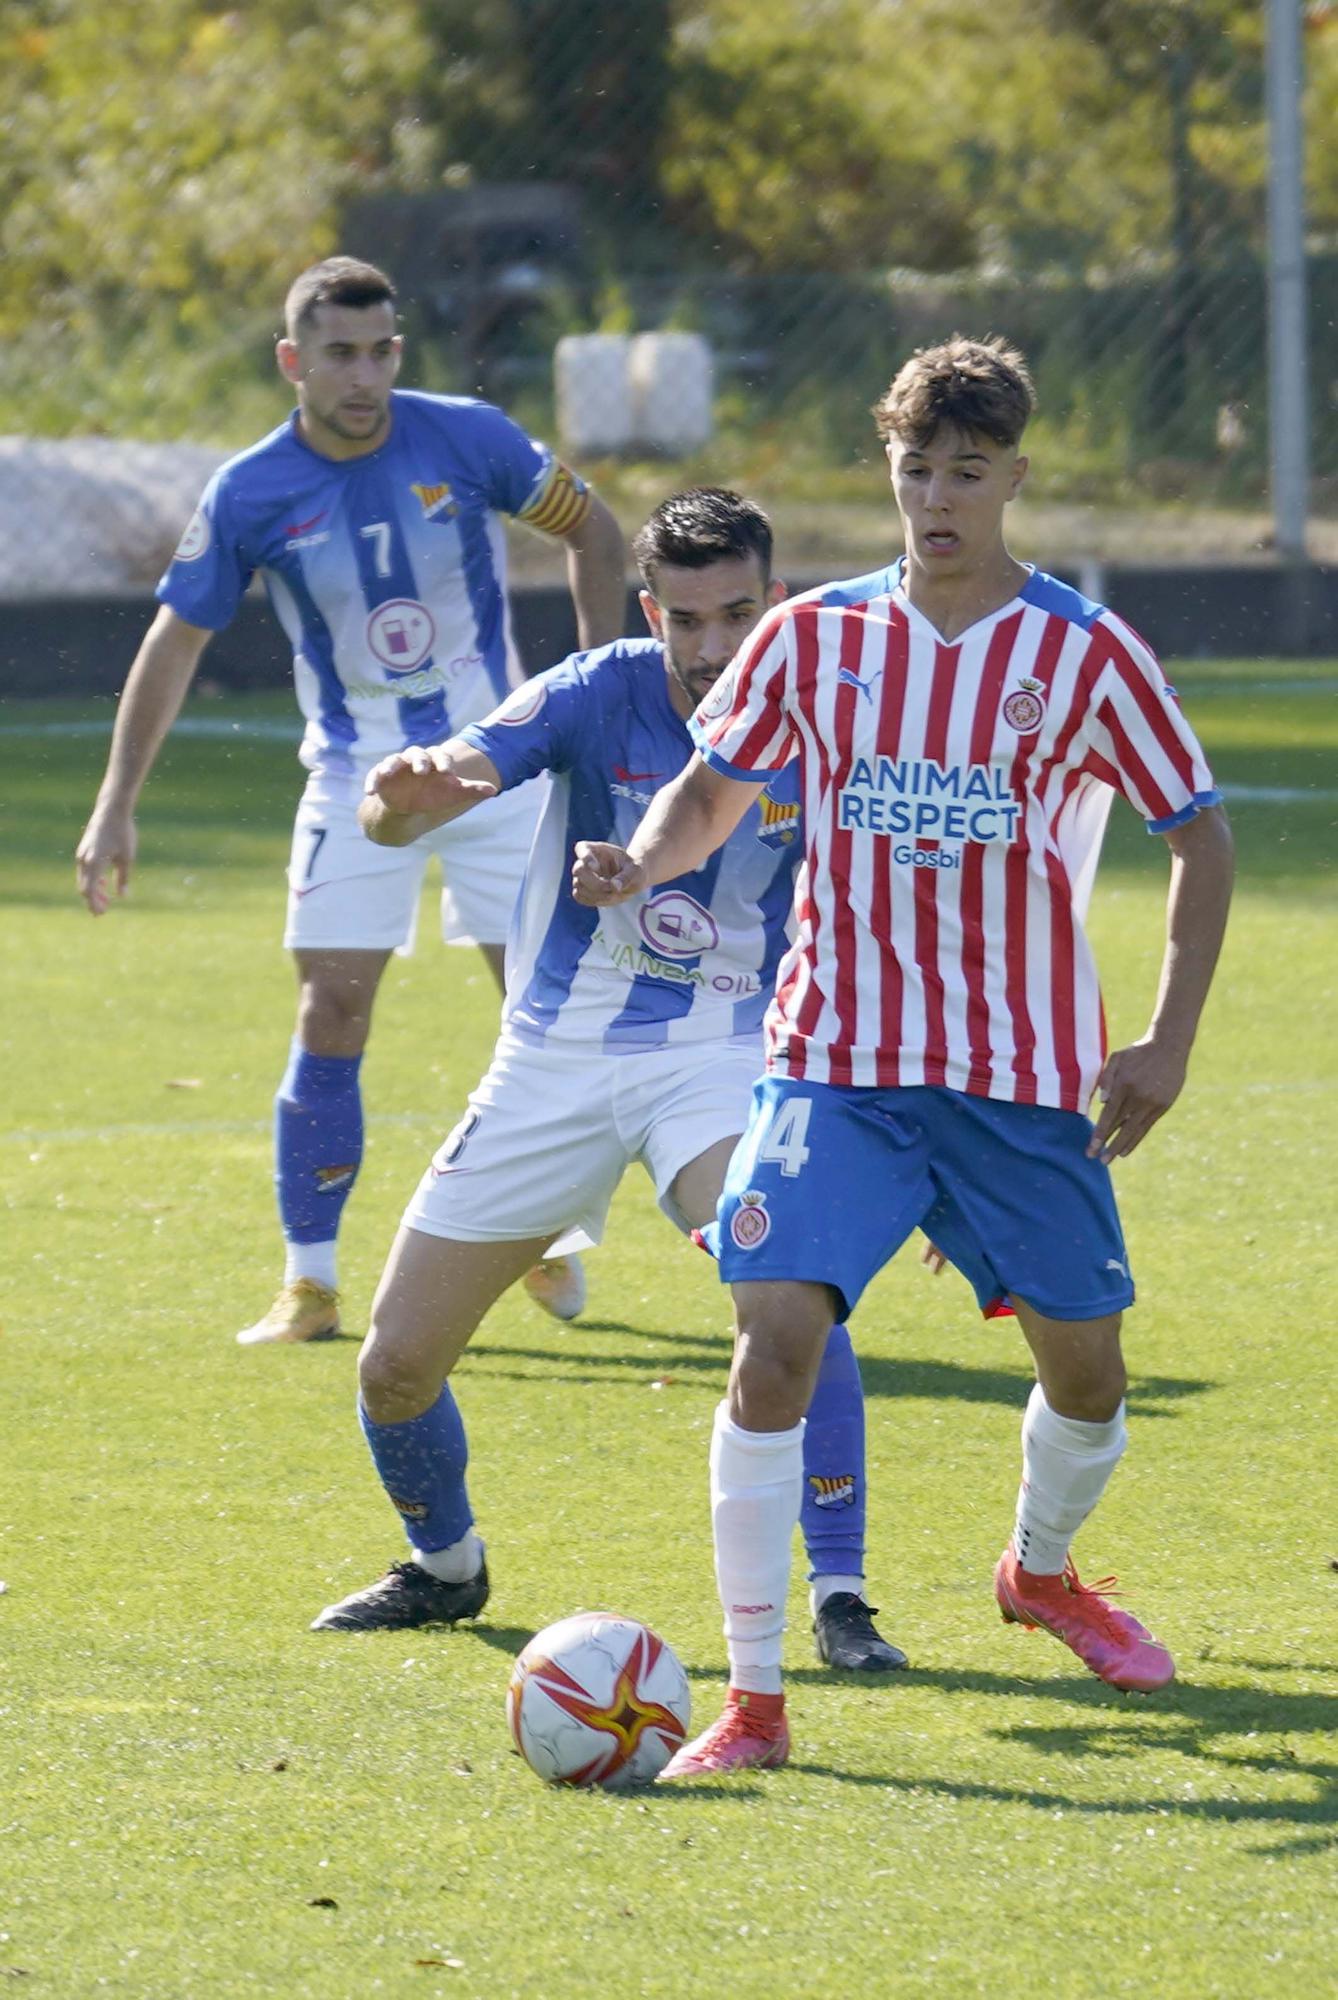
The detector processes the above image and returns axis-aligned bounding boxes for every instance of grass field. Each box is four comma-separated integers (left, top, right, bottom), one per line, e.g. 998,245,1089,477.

2,666,1335,1998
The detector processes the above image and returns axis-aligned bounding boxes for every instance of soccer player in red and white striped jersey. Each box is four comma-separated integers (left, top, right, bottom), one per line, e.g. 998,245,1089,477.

573,337,1235,1776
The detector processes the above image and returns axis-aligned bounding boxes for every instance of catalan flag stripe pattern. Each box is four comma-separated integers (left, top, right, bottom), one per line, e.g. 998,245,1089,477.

517,461,591,537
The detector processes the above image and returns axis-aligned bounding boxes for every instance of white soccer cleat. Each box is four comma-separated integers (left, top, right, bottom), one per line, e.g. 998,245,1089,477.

236,1279,340,1346
522,1254,587,1322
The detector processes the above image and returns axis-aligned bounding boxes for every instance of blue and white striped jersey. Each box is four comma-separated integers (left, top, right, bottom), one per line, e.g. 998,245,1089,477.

156,389,589,772
461,639,802,1054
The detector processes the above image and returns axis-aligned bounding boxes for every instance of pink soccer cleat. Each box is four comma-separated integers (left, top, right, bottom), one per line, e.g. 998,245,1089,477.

657,1691,790,1780
994,1548,1175,1692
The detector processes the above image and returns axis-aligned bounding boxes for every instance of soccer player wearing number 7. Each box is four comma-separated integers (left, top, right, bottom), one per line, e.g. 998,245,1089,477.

75,258,623,1343
573,338,1234,1778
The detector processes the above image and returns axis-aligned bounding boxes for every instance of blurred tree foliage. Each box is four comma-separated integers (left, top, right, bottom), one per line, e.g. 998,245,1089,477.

665,0,1271,273
0,0,1319,442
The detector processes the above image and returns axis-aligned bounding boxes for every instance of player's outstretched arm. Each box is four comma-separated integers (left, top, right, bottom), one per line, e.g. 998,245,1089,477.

358,740,501,848
75,606,212,914
572,754,764,907
1088,803,1234,1162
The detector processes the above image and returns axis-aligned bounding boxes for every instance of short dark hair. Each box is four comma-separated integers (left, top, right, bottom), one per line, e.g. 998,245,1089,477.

284,257,397,339
632,488,773,594
873,335,1035,450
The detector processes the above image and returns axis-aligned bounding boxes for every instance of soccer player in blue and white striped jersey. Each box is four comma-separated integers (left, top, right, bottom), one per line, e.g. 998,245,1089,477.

309,491,901,1673
75,257,624,1344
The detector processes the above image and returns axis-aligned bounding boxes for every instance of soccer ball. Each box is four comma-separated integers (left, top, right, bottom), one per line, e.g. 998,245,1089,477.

507,1612,691,1790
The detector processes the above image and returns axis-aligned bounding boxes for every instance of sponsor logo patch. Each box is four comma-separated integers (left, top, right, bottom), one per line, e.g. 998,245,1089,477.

638,890,720,960
729,1189,771,1250
367,599,436,673
838,757,1021,845
173,508,210,562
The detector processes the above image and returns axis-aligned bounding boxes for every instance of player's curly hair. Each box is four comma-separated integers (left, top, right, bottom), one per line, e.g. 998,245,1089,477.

873,335,1035,450
284,257,397,338
632,488,773,593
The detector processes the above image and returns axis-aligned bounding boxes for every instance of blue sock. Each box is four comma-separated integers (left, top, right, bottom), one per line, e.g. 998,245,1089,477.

358,1386,476,1553
801,1323,867,1584
275,1040,364,1250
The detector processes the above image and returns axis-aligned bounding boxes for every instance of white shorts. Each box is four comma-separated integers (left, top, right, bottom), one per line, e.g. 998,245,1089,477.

402,1035,764,1247
282,764,543,953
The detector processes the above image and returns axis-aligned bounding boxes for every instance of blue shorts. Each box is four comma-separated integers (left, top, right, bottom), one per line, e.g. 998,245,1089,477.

712,1079,1135,1324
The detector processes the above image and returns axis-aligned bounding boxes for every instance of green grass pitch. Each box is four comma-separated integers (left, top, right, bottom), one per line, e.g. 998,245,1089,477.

2,664,1334,1997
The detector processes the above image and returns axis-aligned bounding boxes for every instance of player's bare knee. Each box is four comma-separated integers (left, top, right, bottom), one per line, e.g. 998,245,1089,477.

1042,1345,1127,1423
730,1324,825,1431
357,1332,439,1425
297,983,374,1054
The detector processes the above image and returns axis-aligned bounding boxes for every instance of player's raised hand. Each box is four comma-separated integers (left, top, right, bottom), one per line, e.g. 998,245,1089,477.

76,805,137,915
571,841,647,906
363,746,497,817
1087,1035,1188,1162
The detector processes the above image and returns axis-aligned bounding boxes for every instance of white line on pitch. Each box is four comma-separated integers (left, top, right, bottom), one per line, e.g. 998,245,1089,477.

4,1110,444,1148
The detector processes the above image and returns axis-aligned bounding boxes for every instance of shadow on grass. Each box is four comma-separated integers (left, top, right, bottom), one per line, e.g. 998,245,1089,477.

465,1335,1212,1419
783,1759,1334,1853
760,1661,1337,1853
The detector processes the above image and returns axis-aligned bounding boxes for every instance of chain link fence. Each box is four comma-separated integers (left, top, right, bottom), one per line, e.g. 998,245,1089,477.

1,0,1332,598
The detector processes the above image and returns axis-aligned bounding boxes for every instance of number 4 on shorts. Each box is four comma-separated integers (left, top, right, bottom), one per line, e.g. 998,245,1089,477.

757,1096,812,1178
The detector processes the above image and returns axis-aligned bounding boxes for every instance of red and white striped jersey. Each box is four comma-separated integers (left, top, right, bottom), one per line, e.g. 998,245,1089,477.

690,562,1220,1113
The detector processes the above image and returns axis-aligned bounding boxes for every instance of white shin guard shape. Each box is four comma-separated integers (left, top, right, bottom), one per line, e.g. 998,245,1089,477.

710,1401,805,1689
1013,1383,1128,1575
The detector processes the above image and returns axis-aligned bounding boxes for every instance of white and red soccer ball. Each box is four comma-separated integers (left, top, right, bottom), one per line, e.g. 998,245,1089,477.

508,1613,690,1790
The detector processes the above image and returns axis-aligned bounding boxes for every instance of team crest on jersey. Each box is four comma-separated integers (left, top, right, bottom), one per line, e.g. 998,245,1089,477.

639,890,720,960
173,508,210,563
729,1190,771,1251
807,1473,856,1510
411,481,457,521
367,599,437,672
756,790,800,849
1002,677,1047,733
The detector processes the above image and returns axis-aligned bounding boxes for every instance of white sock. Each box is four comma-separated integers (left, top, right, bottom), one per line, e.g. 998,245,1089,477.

285,1239,337,1289
811,1573,866,1616
413,1530,485,1583
710,1402,804,1696
1012,1384,1127,1575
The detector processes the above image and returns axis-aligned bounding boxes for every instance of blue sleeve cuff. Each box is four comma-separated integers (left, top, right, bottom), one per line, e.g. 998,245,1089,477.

154,581,232,633
1145,788,1223,834
456,724,517,791
690,730,787,784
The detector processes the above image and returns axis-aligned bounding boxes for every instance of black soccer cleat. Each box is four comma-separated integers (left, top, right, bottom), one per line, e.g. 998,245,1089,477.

813,1593,908,1672
310,1558,490,1633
